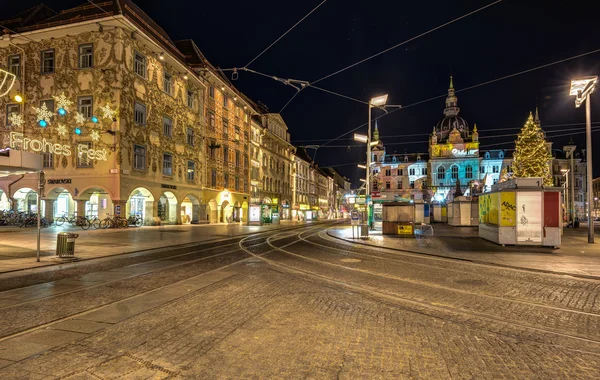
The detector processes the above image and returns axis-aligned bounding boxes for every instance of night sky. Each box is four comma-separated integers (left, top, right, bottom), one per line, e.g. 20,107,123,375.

5,0,600,185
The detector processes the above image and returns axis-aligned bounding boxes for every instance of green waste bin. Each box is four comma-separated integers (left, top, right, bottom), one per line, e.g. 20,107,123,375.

56,232,79,258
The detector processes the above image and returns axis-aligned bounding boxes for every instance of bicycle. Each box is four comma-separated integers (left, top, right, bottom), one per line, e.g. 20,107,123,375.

127,214,144,227
87,215,101,229
56,214,90,230
100,214,128,229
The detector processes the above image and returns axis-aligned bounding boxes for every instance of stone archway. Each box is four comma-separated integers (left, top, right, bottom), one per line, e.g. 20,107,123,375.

0,189,10,211
12,187,38,214
127,187,155,225
207,199,218,224
181,194,200,224
159,191,178,225
79,186,114,220
221,200,230,223
44,186,76,222
232,201,241,223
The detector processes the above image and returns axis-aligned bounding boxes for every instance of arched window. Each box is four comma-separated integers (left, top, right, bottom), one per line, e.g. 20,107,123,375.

451,165,459,180
484,151,490,159
499,151,504,159
465,165,473,179
437,166,445,180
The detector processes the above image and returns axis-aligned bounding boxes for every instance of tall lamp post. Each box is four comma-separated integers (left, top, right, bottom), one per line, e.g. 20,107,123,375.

561,168,570,224
570,76,597,243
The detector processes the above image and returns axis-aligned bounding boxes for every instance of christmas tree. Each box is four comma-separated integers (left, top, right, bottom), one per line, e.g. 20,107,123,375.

512,113,553,186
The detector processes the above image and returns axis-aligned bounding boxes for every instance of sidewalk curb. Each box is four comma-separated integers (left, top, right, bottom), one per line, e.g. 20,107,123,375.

326,229,600,281
0,221,335,277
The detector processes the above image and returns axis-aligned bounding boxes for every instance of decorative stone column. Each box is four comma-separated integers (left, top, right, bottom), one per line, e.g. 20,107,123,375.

76,200,86,218
43,199,55,223
113,200,128,218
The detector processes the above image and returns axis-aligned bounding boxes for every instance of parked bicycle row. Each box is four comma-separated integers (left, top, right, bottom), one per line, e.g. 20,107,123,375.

0,210,144,230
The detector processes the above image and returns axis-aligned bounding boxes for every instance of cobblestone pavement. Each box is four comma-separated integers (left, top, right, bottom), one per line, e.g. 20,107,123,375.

0,223,598,379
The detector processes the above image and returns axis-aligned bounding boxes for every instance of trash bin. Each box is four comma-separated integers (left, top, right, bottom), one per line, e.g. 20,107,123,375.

56,232,79,258
360,223,369,238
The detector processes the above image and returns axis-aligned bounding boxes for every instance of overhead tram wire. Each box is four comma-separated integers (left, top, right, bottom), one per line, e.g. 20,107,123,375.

312,46,600,149
244,0,328,68
279,1,503,112
310,0,503,87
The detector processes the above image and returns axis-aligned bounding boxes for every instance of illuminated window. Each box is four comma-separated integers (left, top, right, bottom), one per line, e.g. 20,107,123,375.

187,161,195,181
77,142,93,168
437,166,445,180
466,165,473,179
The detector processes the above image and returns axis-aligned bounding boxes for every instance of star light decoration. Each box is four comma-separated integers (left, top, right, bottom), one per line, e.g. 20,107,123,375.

74,112,87,125
33,102,54,126
52,92,74,112
90,130,101,141
8,113,24,129
56,124,68,137
100,103,117,120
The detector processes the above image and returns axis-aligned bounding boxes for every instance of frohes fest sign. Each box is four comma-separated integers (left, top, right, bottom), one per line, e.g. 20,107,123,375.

9,132,108,161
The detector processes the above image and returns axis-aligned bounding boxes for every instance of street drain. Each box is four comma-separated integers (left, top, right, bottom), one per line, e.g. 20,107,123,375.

340,258,362,263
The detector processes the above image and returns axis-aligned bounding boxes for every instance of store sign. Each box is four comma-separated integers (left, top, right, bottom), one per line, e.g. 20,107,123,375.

47,179,72,185
451,148,478,157
161,184,177,190
9,132,108,161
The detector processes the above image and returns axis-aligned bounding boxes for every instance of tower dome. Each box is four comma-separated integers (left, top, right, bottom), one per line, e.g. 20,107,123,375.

434,76,469,143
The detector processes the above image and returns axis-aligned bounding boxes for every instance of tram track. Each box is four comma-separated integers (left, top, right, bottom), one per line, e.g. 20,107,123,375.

0,223,330,341
237,227,600,355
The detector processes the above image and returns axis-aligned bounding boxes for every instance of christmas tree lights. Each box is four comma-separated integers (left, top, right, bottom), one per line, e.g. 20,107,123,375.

512,113,553,186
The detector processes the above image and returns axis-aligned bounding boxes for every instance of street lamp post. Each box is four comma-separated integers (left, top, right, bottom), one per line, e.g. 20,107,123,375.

570,76,597,243
561,168,570,224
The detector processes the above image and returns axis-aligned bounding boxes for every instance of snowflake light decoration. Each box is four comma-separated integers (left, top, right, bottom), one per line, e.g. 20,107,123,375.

74,112,87,125
33,102,54,125
52,92,74,112
90,130,101,141
8,113,24,129
56,124,68,136
100,103,117,120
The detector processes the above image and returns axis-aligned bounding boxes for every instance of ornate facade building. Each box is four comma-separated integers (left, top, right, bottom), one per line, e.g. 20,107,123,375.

0,1,255,225
249,113,294,223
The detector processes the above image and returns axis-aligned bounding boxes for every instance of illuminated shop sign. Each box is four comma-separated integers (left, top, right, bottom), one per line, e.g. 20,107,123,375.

8,132,108,161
